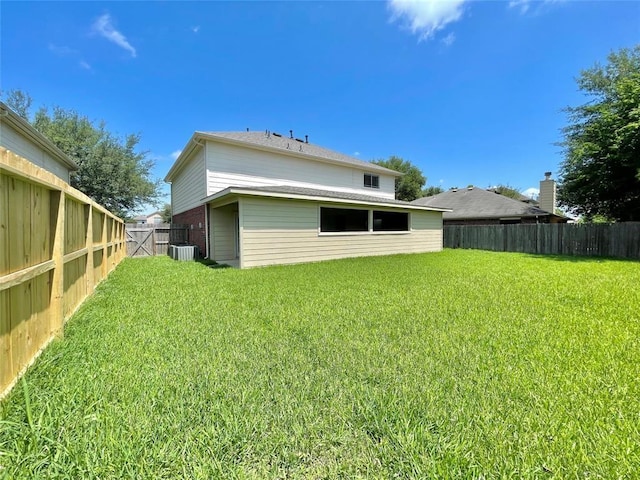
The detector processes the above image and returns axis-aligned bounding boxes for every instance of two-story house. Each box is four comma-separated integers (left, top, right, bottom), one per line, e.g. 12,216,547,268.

165,130,447,268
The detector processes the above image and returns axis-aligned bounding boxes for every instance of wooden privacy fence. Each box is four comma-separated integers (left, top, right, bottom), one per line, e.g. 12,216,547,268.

444,223,640,259
1,147,126,399
125,223,189,257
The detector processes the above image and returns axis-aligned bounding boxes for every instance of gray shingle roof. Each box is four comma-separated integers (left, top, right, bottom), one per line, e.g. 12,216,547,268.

411,187,555,219
197,131,400,176
207,184,449,211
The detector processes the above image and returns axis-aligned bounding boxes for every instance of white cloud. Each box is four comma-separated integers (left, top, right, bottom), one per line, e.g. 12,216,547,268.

509,0,563,15
388,0,467,41
192,25,201,34
171,150,182,160
508,0,530,14
353,151,361,157
79,60,92,71
522,187,539,199
441,32,456,46
92,13,137,58
48,43,77,56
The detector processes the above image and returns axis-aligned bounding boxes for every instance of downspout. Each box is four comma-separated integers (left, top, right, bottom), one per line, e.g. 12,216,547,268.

205,203,210,259
195,136,209,258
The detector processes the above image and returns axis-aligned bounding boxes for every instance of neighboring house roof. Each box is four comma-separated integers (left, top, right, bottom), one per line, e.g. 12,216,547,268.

412,187,562,220
0,101,78,171
165,130,400,182
204,184,450,212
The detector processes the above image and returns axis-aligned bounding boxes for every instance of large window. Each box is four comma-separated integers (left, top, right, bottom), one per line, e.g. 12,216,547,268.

321,207,368,232
373,211,409,231
320,207,410,233
364,173,379,189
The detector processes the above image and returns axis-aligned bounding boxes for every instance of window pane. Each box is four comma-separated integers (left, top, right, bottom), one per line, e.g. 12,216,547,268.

373,211,409,231
321,207,369,232
364,174,379,189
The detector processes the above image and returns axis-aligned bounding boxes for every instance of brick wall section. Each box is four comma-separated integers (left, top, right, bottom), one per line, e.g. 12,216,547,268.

172,205,207,257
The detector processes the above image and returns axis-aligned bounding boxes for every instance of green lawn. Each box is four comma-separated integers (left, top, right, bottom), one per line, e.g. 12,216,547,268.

1,250,639,478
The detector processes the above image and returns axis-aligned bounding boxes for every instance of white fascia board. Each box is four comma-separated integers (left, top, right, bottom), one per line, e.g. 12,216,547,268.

0,102,78,171
164,134,205,182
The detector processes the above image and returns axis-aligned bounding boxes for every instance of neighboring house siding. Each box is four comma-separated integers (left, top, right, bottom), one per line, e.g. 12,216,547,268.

205,142,395,200
210,203,236,260
171,148,206,215
240,198,442,268
0,123,70,182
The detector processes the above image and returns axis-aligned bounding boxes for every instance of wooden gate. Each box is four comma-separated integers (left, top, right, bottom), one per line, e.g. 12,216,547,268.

126,224,189,257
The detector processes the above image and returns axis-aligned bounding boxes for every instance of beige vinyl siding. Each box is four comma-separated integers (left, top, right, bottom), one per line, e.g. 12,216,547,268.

171,148,206,215
206,141,396,200
210,203,236,260
240,198,442,268
0,123,70,182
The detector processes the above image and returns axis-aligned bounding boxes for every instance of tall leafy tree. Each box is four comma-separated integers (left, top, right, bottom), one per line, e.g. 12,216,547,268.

2,89,161,219
371,156,426,201
3,89,32,119
558,45,640,221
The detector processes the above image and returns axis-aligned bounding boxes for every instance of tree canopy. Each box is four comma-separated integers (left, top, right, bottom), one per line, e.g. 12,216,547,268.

161,203,172,223
371,156,426,202
558,45,640,222
421,185,444,197
491,185,523,201
3,90,161,219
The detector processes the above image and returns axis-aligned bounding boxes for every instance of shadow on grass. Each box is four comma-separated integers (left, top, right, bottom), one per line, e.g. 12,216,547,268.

522,253,639,263
195,258,233,269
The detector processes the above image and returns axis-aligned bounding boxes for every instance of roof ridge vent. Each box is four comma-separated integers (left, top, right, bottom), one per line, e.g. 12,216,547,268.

272,132,282,137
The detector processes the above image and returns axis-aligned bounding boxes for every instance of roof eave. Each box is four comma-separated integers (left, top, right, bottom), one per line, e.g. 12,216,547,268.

0,102,78,171
202,187,450,212
164,133,205,182
194,131,402,177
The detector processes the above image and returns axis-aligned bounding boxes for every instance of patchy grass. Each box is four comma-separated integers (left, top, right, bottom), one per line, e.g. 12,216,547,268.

1,250,639,478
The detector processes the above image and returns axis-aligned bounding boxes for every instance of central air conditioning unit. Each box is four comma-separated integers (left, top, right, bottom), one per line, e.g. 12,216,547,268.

169,245,196,261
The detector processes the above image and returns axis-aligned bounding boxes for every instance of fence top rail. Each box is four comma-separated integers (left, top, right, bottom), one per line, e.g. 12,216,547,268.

0,147,123,223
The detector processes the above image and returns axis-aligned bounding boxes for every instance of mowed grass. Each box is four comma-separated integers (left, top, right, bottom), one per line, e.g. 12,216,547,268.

1,250,639,479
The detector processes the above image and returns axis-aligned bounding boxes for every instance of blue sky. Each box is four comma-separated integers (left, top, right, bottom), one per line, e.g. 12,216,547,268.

2,1,638,211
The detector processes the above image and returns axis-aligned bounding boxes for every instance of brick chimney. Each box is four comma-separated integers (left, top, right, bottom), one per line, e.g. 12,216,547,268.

539,171,556,213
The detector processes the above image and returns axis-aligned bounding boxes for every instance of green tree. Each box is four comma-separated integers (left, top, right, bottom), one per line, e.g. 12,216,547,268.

3,89,32,119
558,45,640,221
422,185,444,197
161,203,172,223
492,185,523,200
28,102,161,219
371,156,426,202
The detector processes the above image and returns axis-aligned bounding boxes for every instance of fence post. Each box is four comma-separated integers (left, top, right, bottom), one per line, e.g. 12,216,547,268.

50,191,65,338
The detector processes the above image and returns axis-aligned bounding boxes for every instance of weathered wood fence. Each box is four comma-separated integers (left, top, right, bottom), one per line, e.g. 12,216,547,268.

444,223,640,259
125,223,189,257
1,147,126,399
